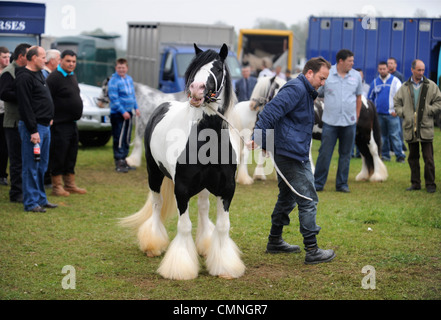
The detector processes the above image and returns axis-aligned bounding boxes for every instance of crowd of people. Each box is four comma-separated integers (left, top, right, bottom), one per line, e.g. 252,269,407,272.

0,43,139,212
248,49,441,264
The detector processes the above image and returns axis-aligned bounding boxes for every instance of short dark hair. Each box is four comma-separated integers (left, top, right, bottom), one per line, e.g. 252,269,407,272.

302,57,331,75
61,49,77,58
388,57,397,63
13,43,31,61
116,58,128,66
336,49,354,62
26,46,39,61
0,46,9,54
378,61,387,66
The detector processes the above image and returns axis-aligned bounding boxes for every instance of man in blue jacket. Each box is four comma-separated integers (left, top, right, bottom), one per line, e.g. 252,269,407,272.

108,58,140,173
248,57,336,265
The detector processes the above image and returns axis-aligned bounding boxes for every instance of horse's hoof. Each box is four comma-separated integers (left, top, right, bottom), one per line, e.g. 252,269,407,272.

218,274,235,280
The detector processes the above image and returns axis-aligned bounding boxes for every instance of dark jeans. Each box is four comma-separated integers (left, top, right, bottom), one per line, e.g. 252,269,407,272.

271,154,321,246
18,121,50,211
50,122,79,176
314,123,356,190
4,127,22,200
110,113,133,161
408,141,436,189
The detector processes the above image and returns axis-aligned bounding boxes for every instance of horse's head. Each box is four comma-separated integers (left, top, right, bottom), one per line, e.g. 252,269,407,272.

249,76,286,111
185,43,233,113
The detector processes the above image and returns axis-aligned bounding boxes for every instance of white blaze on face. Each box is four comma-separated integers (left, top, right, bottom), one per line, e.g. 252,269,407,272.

189,62,213,108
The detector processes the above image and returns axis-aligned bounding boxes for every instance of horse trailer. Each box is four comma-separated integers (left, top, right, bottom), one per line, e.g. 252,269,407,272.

237,29,297,75
306,16,441,85
126,22,241,93
51,35,117,87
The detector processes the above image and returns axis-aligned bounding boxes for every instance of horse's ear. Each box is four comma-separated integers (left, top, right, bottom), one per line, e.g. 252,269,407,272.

219,43,228,61
194,43,203,55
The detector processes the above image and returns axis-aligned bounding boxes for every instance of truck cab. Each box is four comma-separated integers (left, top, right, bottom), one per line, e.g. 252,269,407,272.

158,45,242,93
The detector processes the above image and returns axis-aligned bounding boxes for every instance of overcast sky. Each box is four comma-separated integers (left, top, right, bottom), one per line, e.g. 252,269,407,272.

22,0,441,48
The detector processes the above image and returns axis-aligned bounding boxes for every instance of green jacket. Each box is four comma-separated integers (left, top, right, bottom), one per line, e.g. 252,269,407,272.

1,61,21,128
394,76,441,142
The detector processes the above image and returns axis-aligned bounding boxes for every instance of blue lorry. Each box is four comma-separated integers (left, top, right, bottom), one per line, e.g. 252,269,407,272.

126,22,242,93
306,16,441,85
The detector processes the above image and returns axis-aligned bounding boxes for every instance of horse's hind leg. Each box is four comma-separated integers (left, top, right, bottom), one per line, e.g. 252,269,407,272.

196,189,215,257
205,196,245,279
137,191,169,257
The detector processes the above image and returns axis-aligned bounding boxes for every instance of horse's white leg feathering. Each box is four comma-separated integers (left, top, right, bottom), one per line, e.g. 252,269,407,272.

205,197,245,279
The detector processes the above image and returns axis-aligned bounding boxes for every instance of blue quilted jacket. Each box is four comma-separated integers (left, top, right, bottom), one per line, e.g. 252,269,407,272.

253,73,318,162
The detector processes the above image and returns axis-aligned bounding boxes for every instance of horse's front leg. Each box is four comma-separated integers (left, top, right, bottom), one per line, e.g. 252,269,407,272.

196,189,215,257
205,196,245,279
157,201,199,280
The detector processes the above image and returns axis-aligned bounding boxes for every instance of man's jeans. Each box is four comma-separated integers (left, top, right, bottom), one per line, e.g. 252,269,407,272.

271,154,321,244
18,121,50,211
378,114,405,160
314,123,356,190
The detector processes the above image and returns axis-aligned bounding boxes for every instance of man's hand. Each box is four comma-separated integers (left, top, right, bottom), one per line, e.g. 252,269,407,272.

30,132,40,144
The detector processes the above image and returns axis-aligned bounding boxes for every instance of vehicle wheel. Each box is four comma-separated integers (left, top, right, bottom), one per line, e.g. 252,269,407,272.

79,131,112,147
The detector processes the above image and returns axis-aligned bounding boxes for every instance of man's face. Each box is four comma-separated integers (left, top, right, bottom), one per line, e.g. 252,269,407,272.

378,64,389,78
60,54,76,73
340,56,354,73
241,67,250,78
0,51,10,68
116,63,128,77
34,48,46,71
412,60,425,82
306,66,329,90
387,59,397,73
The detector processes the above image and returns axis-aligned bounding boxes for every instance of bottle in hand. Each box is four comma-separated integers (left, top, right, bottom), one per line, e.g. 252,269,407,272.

34,143,40,162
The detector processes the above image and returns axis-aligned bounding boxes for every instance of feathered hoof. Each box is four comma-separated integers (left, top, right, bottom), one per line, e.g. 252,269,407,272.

253,174,267,181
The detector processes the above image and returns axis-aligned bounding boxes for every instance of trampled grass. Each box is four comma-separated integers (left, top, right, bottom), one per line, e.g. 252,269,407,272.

1,129,440,301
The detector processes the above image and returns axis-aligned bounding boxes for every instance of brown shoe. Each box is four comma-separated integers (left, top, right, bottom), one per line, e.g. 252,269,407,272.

63,174,87,194
51,175,70,197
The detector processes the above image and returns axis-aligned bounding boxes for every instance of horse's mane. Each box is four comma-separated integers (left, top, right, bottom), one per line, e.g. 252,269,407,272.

184,48,234,114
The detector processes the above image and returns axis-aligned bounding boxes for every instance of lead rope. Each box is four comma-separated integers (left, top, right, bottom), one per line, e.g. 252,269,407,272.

205,104,313,202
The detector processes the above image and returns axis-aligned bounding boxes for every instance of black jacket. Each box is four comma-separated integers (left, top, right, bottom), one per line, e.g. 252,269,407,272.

15,68,54,134
46,69,83,124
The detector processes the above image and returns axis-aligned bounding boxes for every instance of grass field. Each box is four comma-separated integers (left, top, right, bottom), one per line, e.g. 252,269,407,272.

1,129,440,301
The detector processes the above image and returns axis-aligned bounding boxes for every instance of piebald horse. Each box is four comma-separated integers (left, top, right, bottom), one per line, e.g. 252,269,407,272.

120,44,245,280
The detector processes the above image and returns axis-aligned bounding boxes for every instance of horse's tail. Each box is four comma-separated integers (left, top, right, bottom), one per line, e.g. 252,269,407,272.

371,106,382,152
119,177,177,231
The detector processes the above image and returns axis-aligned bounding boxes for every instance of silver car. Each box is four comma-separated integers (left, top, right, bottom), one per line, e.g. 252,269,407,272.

77,83,112,146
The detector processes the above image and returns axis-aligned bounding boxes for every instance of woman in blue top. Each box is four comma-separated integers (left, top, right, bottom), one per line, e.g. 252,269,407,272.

108,58,140,173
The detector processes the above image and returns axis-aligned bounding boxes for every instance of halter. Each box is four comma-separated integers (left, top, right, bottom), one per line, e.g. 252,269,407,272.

203,62,226,104
251,77,280,111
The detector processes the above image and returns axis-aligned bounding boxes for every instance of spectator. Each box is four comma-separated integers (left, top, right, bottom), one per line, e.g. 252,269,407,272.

235,65,257,102
15,46,57,212
42,49,60,79
0,43,31,203
46,49,86,196
258,57,275,78
0,46,10,186
108,58,140,173
314,49,363,193
368,61,405,163
387,57,405,83
394,59,441,193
